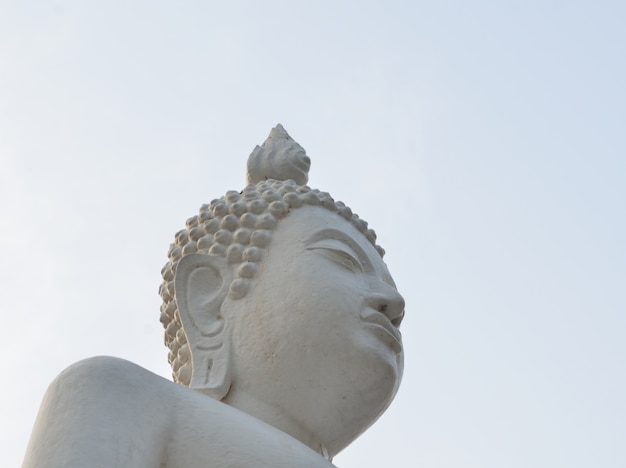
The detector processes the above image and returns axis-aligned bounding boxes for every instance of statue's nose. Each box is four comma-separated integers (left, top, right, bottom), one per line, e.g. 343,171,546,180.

366,283,405,327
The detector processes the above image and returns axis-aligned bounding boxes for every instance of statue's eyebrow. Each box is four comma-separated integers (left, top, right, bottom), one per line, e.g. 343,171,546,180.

305,228,374,272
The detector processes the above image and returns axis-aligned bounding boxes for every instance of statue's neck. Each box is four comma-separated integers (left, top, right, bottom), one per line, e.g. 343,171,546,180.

221,389,331,461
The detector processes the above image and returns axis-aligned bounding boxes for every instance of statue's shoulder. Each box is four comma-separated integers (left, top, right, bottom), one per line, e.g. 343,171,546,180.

42,356,181,434
54,355,164,382
24,357,179,467
30,357,334,468
48,356,175,400
55,355,159,379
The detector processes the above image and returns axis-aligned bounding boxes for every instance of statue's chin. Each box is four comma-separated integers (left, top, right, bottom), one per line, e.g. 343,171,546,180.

330,352,403,454
219,341,402,459
298,349,403,457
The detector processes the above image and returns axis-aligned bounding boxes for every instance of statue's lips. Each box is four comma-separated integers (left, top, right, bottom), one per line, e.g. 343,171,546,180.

360,311,403,354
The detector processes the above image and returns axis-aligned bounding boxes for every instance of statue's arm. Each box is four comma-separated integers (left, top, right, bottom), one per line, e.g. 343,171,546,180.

22,356,169,468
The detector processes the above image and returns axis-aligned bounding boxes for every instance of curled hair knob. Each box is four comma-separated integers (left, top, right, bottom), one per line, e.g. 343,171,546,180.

246,124,311,185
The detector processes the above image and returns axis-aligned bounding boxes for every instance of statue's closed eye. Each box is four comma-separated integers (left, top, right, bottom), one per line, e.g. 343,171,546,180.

310,247,363,273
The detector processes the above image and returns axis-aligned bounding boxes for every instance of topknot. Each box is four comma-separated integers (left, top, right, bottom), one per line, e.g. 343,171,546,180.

247,124,311,185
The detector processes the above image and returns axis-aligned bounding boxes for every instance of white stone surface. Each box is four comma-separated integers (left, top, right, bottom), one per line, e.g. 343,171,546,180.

247,123,311,185
22,126,405,467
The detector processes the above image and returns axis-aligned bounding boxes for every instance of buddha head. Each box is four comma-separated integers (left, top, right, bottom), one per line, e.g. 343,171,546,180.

159,125,405,457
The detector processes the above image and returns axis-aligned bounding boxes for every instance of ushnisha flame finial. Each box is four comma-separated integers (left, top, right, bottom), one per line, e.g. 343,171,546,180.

246,124,311,185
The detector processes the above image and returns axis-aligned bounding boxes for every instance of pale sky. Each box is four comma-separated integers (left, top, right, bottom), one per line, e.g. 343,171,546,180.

1,1,625,467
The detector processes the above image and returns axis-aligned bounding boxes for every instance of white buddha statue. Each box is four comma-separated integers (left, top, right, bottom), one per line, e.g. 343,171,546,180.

23,125,405,467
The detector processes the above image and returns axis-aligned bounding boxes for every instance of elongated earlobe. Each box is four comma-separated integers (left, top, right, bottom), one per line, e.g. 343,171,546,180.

175,254,233,399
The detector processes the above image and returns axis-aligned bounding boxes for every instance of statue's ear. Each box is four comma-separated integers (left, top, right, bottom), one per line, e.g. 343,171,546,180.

175,253,233,400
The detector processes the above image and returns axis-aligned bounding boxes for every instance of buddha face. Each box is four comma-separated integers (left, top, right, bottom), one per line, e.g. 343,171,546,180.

222,205,405,455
